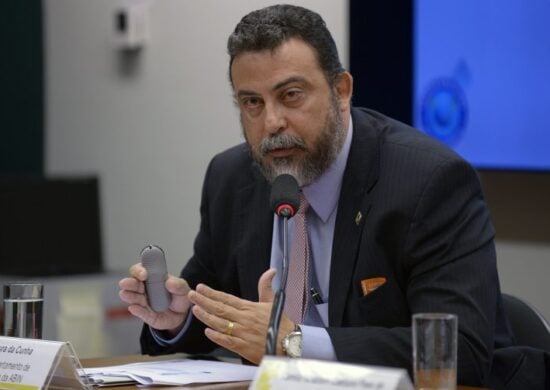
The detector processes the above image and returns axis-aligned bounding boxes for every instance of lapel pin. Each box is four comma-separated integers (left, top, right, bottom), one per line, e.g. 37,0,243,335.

355,211,363,226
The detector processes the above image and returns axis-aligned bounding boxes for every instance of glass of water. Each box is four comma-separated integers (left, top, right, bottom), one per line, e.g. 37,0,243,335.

412,313,458,390
3,282,43,339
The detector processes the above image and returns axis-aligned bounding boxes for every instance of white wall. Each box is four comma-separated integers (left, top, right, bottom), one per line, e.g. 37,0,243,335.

45,0,348,276
496,241,550,319
45,0,550,322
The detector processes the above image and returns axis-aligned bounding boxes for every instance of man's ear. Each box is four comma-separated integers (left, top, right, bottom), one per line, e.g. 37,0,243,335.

335,71,353,112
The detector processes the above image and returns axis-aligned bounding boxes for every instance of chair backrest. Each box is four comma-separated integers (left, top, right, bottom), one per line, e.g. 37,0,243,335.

502,293,550,352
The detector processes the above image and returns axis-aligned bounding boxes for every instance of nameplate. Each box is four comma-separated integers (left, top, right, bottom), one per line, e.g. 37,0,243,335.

251,357,413,390
0,336,89,389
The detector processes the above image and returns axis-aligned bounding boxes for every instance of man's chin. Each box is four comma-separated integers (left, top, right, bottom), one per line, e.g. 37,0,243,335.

271,156,294,167
259,156,290,171
271,167,299,180
259,161,300,183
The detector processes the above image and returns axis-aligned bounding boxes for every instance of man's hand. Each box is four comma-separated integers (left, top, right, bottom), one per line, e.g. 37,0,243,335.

187,268,296,364
118,263,192,336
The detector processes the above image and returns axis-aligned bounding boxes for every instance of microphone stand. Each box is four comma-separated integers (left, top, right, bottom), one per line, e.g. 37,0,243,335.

265,213,290,355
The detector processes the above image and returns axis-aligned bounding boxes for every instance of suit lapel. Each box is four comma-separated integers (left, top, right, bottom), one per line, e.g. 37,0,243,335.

329,108,381,326
235,176,273,301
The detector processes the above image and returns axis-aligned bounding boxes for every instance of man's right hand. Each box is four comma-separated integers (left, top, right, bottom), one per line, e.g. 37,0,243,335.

118,263,192,336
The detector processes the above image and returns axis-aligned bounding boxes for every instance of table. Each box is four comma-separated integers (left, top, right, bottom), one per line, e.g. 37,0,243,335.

80,354,487,389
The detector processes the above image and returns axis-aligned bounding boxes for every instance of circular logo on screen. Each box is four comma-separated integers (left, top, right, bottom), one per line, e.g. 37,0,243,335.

421,78,467,145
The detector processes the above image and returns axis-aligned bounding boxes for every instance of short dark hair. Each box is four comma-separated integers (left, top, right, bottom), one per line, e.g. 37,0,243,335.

227,4,344,86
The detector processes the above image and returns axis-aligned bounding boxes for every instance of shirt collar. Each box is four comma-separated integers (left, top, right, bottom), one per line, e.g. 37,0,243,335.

302,115,353,223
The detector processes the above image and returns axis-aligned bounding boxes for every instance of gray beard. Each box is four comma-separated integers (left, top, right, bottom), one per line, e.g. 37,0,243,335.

246,93,346,187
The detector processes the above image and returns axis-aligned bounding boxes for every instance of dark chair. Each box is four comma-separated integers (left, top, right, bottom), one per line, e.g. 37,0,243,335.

502,293,550,352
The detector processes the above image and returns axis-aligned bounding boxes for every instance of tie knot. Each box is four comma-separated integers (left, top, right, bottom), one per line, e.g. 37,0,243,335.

298,193,309,215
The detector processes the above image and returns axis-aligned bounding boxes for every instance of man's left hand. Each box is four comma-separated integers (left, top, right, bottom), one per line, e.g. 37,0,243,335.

187,268,295,364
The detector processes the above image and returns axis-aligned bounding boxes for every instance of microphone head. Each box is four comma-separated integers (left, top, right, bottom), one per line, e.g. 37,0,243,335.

270,174,300,217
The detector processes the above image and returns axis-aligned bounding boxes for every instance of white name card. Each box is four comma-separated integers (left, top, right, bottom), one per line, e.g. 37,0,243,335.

251,357,413,390
0,336,89,389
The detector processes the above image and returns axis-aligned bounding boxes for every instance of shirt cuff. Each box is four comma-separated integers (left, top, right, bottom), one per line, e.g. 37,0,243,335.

149,309,194,346
300,325,337,361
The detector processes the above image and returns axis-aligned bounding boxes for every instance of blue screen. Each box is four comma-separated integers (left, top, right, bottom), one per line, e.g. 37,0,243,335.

413,0,550,170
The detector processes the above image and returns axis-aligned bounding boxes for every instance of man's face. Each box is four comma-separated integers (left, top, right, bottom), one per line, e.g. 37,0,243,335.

230,38,352,186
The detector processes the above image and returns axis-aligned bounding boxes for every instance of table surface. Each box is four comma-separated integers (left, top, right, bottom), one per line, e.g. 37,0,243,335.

80,354,487,390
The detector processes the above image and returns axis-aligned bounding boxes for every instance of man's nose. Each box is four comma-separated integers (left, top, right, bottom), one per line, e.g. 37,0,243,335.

264,103,287,135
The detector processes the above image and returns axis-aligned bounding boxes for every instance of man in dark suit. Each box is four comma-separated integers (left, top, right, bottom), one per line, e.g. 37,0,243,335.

119,4,513,386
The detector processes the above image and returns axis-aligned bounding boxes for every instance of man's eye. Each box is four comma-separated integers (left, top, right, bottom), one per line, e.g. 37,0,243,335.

283,89,303,103
242,97,262,108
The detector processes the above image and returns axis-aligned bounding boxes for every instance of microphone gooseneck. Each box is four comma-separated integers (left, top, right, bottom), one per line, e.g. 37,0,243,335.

266,174,299,356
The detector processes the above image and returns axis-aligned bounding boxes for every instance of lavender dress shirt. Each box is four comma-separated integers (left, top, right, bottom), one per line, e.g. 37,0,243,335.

269,118,353,360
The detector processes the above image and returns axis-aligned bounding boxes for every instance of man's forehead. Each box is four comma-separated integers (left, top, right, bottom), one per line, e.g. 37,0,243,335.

230,38,323,89
235,76,309,98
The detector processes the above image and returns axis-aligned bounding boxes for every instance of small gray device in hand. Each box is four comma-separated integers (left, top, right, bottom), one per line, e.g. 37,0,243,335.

140,244,171,312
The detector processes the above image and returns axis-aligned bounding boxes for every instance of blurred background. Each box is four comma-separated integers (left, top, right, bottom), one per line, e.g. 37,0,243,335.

1,0,548,358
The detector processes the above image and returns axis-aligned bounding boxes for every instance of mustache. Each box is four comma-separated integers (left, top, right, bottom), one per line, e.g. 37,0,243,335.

259,133,307,156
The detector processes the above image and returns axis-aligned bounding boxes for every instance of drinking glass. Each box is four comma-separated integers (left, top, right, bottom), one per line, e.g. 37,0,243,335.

412,313,457,390
3,282,44,339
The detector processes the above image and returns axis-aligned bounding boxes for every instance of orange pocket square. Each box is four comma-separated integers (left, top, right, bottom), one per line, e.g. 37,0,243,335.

361,277,387,296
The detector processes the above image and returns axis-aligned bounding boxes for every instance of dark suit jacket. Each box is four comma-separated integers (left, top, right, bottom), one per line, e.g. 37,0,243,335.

489,346,550,389
141,108,514,386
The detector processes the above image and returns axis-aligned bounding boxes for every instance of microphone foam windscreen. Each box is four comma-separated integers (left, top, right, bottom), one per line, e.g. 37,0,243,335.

269,174,300,214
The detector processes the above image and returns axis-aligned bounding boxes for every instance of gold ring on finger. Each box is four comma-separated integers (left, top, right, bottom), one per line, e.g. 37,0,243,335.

226,321,235,336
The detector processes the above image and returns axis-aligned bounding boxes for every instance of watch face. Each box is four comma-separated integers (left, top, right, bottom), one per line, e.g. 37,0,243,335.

286,332,302,357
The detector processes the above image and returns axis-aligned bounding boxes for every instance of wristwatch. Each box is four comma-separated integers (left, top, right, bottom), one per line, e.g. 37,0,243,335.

282,325,302,358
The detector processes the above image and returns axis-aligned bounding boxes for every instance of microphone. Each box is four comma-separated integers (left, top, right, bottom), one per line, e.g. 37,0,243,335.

269,174,300,218
266,174,299,355
140,244,171,312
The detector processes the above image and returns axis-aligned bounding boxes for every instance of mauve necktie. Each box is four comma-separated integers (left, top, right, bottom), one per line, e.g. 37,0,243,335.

285,194,310,324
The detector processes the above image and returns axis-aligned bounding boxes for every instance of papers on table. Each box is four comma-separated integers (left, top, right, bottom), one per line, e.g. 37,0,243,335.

78,358,257,386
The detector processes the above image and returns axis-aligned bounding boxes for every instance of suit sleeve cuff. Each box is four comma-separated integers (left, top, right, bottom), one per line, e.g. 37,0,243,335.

149,308,194,346
300,325,337,360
